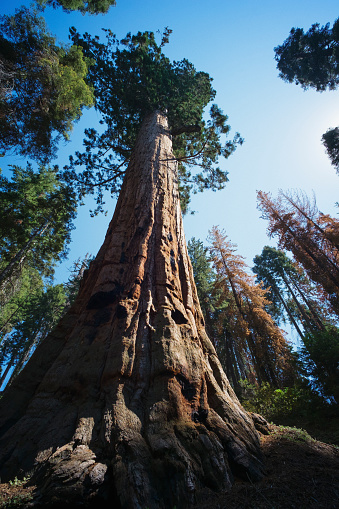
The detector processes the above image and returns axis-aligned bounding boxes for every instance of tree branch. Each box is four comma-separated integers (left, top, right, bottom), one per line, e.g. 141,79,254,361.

162,139,209,163
84,159,128,189
171,124,201,136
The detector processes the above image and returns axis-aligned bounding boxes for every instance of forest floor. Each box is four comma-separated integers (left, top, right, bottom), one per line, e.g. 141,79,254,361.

197,423,339,509
0,424,338,508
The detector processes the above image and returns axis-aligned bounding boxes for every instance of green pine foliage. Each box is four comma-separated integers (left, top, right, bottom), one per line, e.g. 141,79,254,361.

252,246,330,330
0,267,43,342
239,379,336,426
0,164,78,387
188,237,239,387
0,255,91,388
0,6,94,162
299,326,339,402
63,254,93,306
252,246,289,324
253,246,339,403
188,238,218,319
0,164,77,295
0,283,67,386
322,127,339,174
36,0,116,14
240,380,308,420
274,18,339,91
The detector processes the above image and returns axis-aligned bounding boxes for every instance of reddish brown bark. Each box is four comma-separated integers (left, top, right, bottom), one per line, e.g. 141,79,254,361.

0,111,263,508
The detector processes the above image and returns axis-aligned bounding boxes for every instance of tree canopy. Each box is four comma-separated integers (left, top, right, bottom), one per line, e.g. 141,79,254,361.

0,7,94,162
36,0,116,14
274,18,339,91
322,127,339,174
63,29,242,213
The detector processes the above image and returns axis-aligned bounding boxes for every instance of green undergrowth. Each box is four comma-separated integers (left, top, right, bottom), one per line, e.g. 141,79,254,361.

0,476,33,508
239,380,339,446
272,425,315,443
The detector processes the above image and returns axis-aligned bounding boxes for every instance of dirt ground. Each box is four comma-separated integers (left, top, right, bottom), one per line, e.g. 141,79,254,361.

0,425,338,508
197,424,339,509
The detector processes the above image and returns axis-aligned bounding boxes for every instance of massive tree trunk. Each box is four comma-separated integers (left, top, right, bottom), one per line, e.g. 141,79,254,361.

0,111,263,508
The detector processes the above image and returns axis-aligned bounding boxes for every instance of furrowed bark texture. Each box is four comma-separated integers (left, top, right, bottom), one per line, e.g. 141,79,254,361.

0,111,264,508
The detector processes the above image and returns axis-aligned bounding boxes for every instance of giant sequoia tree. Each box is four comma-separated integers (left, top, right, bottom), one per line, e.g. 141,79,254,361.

0,32,263,508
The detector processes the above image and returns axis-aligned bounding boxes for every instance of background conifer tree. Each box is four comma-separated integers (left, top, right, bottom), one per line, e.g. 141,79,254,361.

252,246,332,337
0,164,77,299
274,17,339,175
0,6,94,162
256,193,339,402
0,255,91,390
257,190,339,313
208,226,295,390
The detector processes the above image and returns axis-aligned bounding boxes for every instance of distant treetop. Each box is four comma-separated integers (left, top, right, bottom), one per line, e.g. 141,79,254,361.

274,17,339,176
274,17,339,91
36,0,116,14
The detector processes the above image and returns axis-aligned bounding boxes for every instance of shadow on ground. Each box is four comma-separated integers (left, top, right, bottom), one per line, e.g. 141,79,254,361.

196,425,339,509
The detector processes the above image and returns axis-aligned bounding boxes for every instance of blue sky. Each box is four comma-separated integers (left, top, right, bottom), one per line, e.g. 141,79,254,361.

1,0,339,288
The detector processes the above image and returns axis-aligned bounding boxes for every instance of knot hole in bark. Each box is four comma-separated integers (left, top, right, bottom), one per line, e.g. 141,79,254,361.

192,407,209,423
171,308,188,325
86,283,124,310
176,374,196,401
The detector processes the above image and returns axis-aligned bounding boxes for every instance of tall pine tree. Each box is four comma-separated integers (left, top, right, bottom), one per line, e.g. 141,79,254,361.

208,227,295,390
0,164,77,302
